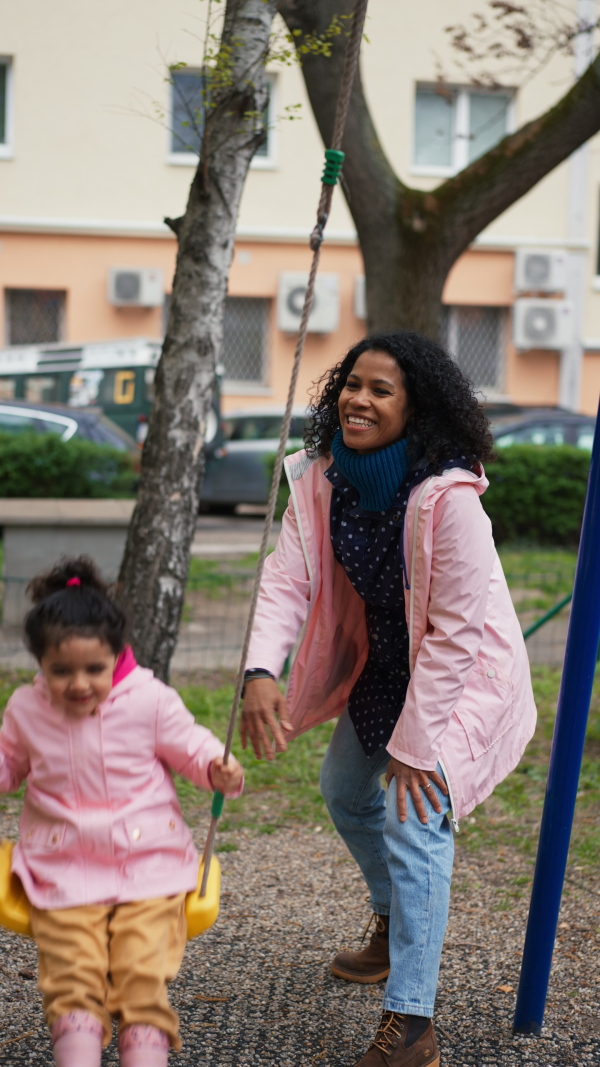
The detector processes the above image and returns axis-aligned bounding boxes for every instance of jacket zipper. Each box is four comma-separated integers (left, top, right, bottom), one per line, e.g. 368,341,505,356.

408,479,460,833
283,457,314,696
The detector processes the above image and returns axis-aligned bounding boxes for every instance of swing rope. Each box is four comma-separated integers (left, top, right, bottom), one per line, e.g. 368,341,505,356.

200,0,370,896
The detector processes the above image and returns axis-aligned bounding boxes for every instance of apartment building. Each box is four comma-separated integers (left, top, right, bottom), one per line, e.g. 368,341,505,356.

0,0,598,415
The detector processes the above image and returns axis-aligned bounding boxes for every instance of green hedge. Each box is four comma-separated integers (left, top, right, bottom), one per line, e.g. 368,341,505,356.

482,445,590,546
0,432,138,498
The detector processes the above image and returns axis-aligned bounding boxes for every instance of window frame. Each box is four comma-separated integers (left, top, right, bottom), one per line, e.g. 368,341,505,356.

411,83,514,178
166,70,277,169
0,56,14,160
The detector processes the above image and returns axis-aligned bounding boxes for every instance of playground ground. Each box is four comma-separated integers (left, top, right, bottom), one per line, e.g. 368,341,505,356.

0,821,598,1067
0,547,598,1065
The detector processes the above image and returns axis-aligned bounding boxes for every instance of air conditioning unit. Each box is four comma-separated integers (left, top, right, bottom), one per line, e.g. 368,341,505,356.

514,249,567,293
277,272,340,333
513,299,574,350
108,268,164,307
354,276,366,320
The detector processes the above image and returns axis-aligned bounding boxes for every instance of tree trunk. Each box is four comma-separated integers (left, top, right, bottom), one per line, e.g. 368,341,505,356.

119,0,278,681
279,0,600,338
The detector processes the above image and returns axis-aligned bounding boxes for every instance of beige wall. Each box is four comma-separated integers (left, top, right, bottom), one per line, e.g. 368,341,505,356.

0,0,598,412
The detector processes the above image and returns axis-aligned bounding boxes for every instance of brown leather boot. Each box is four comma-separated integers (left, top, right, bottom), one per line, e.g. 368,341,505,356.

330,914,390,983
354,1012,439,1066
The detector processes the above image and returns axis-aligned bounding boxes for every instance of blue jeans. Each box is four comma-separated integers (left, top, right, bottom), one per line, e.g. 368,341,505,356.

320,708,454,1016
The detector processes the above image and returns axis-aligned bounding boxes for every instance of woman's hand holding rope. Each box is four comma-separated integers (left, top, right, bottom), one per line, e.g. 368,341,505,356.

240,678,293,761
385,757,449,825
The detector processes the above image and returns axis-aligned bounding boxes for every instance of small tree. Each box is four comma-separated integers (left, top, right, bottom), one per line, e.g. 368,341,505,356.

279,0,600,337
119,0,278,679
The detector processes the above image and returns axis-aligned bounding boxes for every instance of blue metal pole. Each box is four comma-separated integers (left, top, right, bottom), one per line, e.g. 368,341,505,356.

513,398,600,1035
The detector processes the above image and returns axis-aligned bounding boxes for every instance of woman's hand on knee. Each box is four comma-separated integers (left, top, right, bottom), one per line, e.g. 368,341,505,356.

385,758,448,825
240,678,293,761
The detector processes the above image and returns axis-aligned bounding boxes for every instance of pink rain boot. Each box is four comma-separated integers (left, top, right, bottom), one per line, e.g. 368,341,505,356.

118,1024,170,1067
51,1012,103,1067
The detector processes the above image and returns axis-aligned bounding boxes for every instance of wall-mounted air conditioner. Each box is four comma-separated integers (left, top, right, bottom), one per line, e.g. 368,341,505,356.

354,276,366,320
108,268,164,307
514,249,567,293
277,272,340,333
513,299,574,350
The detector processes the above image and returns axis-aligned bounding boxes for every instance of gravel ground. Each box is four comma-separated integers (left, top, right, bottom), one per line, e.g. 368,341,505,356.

0,811,598,1067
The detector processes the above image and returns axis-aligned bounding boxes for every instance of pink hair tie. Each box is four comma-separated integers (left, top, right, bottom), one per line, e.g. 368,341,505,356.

66,577,81,588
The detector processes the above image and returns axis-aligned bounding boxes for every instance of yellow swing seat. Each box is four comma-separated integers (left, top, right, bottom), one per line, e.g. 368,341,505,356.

0,838,220,941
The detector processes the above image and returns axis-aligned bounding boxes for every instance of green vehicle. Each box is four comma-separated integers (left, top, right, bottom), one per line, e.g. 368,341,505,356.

0,337,221,448
0,337,160,440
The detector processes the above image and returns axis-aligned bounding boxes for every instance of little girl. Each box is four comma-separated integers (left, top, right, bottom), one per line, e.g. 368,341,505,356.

0,556,243,1067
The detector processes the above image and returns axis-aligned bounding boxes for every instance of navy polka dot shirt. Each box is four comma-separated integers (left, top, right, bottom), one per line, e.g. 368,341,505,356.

325,456,472,755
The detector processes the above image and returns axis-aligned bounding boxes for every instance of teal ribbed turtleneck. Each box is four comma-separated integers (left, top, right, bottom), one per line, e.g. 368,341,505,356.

331,430,411,511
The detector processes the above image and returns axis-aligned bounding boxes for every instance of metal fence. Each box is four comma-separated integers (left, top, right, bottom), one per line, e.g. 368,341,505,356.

0,563,579,678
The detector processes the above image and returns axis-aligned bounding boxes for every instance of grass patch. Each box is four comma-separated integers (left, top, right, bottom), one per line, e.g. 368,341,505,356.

0,655,598,875
498,546,577,614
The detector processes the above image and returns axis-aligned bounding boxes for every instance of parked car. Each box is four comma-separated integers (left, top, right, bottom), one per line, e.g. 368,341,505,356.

200,407,308,510
0,399,139,455
199,402,596,511
489,407,595,451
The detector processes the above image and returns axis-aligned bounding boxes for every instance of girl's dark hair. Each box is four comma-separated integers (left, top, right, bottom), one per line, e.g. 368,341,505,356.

305,330,495,470
24,556,127,660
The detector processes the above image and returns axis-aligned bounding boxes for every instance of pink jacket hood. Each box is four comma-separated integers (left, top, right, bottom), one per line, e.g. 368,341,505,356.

247,450,537,824
0,664,238,909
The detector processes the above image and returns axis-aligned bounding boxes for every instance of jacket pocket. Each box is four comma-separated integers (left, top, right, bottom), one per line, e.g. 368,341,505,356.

122,807,185,850
454,659,514,760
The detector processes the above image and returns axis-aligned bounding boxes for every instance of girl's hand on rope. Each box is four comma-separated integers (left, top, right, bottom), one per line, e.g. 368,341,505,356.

385,757,448,825
210,755,244,795
240,678,293,761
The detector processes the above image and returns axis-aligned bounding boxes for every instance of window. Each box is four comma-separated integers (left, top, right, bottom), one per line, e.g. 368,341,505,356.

5,289,65,345
221,297,269,383
0,58,13,157
0,377,15,399
495,423,566,448
169,70,275,167
413,86,511,175
442,306,506,392
24,375,61,403
225,414,305,441
0,411,38,434
170,69,207,156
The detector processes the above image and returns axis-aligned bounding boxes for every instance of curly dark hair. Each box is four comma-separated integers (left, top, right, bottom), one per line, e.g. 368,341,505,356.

305,331,495,470
24,555,127,660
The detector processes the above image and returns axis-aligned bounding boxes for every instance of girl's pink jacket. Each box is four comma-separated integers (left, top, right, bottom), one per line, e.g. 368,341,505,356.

0,655,237,909
247,451,537,827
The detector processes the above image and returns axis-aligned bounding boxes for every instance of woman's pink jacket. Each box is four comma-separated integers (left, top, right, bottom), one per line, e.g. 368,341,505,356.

0,657,235,909
247,451,537,826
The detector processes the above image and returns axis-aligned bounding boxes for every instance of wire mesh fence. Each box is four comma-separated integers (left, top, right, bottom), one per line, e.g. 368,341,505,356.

0,558,582,678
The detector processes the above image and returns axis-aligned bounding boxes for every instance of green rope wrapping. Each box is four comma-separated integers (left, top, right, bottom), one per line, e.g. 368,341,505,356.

211,791,225,819
321,149,345,186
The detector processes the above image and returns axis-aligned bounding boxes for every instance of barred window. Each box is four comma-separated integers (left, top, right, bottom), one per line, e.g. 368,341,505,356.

441,306,506,393
5,289,66,345
221,297,269,383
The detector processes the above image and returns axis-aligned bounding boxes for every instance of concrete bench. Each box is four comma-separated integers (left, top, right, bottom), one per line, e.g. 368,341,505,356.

0,499,135,626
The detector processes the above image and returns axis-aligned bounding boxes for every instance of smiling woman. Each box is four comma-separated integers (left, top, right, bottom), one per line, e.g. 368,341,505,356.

241,330,537,1067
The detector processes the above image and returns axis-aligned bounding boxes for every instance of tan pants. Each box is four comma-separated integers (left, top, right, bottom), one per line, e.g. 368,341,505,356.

30,894,187,1049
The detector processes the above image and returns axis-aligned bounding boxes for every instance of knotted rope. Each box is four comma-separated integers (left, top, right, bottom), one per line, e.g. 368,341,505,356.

201,0,370,893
